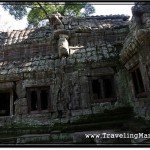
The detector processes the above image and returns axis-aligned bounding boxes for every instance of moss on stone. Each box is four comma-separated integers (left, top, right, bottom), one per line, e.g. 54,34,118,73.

0,123,52,136
52,120,128,133
116,67,133,106
73,106,134,124
52,106,134,132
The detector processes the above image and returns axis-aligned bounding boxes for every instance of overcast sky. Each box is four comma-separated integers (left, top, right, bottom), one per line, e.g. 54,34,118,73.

0,3,134,31
93,3,134,16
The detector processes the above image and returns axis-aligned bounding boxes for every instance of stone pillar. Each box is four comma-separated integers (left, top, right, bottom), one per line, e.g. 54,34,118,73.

14,98,28,115
10,89,14,116
16,81,26,99
80,76,91,108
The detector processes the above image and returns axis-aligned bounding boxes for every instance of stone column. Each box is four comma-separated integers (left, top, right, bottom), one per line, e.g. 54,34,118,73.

10,89,14,116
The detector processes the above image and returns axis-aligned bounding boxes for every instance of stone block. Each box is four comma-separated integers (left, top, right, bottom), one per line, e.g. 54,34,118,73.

71,110,83,117
23,62,32,67
62,17,69,24
76,58,83,63
30,66,38,72
45,59,54,69
86,47,92,52
80,92,90,108
8,68,18,74
15,103,21,115
23,72,32,79
67,58,75,64
64,25,68,29
91,67,114,76
92,105,104,114
0,82,14,90
22,79,50,89
51,112,58,119
79,76,88,83
90,56,98,61
100,102,112,109
82,108,92,115
70,116,81,123
60,118,69,124
87,52,92,57
20,98,27,106
80,84,89,93
145,20,150,28
14,98,28,114
17,134,50,144
52,118,61,124
80,49,86,53
0,69,8,75
31,61,39,66
78,69,90,77
76,53,82,59
16,81,26,98
64,65,73,73
21,106,28,114
142,14,150,23
55,59,61,67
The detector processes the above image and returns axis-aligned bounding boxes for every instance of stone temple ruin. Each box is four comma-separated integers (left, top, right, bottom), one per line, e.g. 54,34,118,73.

0,2,150,144
0,13,129,124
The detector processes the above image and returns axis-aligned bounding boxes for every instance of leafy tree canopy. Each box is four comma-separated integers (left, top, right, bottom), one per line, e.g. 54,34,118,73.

2,2,95,27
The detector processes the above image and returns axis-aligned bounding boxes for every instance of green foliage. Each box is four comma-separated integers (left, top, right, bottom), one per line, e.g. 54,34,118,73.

2,2,95,27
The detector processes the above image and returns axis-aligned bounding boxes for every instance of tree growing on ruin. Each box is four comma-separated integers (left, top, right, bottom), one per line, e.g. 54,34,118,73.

2,2,95,27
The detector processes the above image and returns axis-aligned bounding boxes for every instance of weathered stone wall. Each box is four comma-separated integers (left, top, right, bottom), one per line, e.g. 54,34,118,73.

120,3,150,117
0,15,131,125
0,15,129,61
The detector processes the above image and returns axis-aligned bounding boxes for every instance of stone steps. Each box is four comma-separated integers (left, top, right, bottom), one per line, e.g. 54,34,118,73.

2,129,150,144
53,120,128,133
0,106,135,144
0,137,17,144
52,107,134,132
16,134,50,144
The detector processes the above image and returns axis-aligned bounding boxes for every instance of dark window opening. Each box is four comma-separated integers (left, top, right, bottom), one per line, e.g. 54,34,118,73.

92,79,101,99
41,90,48,110
27,87,50,113
136,68,145,92
103,79,113,98
132,71,139,94
13,91,18,101
0,92,10,116
31,91,38,111
58,110,62,118
131,67,146,98
90,76,116,103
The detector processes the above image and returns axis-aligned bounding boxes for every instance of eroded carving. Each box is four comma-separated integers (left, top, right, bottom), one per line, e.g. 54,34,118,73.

58,34,69,58
50,12,63,29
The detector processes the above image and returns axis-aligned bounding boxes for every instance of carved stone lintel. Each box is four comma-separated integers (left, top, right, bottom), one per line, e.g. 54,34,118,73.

0,82,14,90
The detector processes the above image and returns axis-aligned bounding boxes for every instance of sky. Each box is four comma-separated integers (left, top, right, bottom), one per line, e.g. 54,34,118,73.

0,3,134,32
